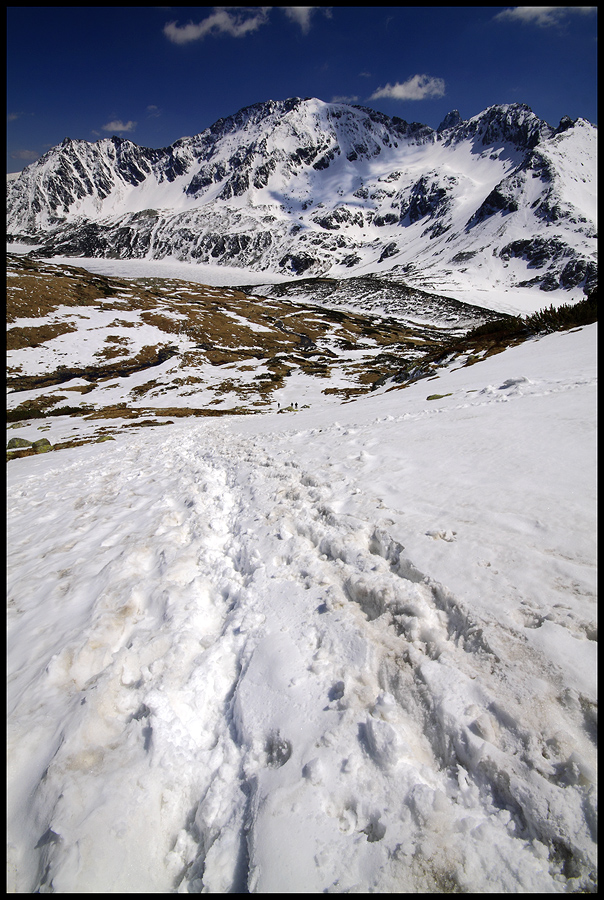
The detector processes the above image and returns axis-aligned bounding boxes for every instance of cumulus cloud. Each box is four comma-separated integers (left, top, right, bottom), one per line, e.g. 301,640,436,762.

495,6,596,27
370,74,446,102
102,120,137,133
164,7,271,44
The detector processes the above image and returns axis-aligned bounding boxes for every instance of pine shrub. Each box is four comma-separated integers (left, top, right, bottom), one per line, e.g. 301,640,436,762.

523,288,597,334
466,287,597,341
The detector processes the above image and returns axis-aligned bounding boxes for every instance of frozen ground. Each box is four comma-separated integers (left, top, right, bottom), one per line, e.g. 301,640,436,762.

7,315,597,892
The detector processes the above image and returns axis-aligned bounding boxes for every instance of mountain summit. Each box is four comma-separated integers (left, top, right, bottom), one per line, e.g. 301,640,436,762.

7,98,597,301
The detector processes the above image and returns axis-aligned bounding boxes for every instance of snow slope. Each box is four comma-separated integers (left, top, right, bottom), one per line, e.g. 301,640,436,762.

7,321,597,892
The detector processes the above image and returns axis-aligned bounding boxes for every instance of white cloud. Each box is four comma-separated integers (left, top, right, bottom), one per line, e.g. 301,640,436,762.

11,149,39,161
370,75,446,102
281,7,313,33
164,7,271,44
163,6,331,43
7,111,34,123
495,7,597,27
331,94,359,104
280,7,331,33
102,120,137,134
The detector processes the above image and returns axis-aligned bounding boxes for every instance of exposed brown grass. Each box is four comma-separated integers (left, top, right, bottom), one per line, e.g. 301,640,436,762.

7,323,77,350
6,253,476,454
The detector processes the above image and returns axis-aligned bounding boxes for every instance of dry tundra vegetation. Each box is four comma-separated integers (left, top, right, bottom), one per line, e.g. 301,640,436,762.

6,253,597,460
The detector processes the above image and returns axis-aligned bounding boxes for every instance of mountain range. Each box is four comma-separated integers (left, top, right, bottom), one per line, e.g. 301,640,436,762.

6,98,597,304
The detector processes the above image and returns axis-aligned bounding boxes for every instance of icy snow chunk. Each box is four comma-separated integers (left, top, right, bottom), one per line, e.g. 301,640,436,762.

371,691,398,722
365,716,409,770
499,376,529,389
328,680,345,702
302,757,324,785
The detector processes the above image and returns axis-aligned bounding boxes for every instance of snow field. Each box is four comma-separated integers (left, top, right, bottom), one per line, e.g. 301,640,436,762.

7,325,597,892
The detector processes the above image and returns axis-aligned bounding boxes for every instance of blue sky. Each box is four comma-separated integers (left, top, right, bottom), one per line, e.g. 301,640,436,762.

7,6,598,173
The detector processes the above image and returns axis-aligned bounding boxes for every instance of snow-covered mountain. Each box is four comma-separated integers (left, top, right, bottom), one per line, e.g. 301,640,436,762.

7,98,597,302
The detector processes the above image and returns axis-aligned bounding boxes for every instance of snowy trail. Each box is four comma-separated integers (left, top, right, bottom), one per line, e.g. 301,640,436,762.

7,348,596,893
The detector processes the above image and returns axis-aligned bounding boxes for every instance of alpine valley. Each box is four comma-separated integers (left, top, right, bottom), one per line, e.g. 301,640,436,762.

6,97,597,312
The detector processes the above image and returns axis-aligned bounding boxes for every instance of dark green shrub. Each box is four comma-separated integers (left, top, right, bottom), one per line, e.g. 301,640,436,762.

523,289,597,333
466,287,597,341
464,316,525,340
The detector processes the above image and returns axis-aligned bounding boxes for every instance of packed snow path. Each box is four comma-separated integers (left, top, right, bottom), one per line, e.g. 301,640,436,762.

7,328,597,892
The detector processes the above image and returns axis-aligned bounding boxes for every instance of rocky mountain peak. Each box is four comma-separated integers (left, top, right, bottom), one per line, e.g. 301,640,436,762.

437,110,462,133
446,102,553,151
553,115,576,135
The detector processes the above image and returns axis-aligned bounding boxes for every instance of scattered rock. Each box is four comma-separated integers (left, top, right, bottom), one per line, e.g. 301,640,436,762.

7,437,33,449
32,438,53,453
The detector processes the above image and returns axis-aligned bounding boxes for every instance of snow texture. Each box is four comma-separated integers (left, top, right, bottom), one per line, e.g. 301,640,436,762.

7,310,597,892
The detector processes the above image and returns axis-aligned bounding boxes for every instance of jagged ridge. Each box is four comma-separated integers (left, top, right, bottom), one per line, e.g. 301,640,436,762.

7,98,597,299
